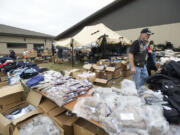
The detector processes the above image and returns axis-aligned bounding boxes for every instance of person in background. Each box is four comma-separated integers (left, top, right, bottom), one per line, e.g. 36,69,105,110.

9,49,16,60
129,28,154,89
149,41,156,63
51,43,55,63
147,41,157,76
23,49,28,62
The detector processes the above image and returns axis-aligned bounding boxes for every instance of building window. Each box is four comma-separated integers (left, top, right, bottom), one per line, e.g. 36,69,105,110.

7,43,27,48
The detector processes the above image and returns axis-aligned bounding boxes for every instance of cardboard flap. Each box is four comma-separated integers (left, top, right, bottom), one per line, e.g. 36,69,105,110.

83,64,92,70
0,83,24,98
39,98,57,113
12,127,19,135
0,113,11,135
64,116,78,126
0,113,11,126
93,65,104,70
27,90,42,107
12,108,42,126
106,67,115,72
48,107,66,117
0,81,8,88
95,78,108,84
55,112,78,127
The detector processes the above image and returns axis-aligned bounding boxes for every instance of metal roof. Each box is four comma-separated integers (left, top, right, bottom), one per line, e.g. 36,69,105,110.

0,24,55,39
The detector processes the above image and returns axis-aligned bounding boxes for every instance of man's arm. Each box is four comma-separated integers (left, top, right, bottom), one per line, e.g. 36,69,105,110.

129,53,136,74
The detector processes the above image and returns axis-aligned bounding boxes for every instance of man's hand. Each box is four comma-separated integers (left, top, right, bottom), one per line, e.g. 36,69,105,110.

131,66,136,74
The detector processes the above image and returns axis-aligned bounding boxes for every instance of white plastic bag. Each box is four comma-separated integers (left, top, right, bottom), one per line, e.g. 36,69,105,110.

145,105,169,135
120,79,137,96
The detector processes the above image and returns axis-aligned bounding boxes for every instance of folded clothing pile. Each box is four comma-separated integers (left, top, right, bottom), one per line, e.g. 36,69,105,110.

46,79,92,106
7,62,47,85
31,70,93,106
73,79,169,135
19,114,61,135
146,60,180,124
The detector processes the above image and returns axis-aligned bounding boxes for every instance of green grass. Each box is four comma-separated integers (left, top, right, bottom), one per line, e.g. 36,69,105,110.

38,62,83,72
38,62,132,88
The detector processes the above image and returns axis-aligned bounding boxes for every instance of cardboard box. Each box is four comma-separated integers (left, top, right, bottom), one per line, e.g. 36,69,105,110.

76,72,96,83
0,84,24,113
40,98,77,135
95,70,105,78
95,78,113,87
93,65,104,71
55,58,63,64
113,69,121,78
97,59,111,66
111,61,121,69
121,61,129,70
83,64,93,71
0,81,8,88
95,78,108,84
0,75,8,82
0,72,6,76
121,70,131,77
104,72,112,80
74,118,108,135
0,90,43,135
42,50,52,56
54,111,78,135
106,67,116,72
12,114,64,135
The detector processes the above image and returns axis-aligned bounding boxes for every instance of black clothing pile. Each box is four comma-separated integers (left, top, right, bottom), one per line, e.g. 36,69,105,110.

146,60,180,124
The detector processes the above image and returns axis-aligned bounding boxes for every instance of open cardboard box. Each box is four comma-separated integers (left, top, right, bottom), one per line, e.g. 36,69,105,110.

83,64,93,70
39,97,78,135
94,78,113,87
0,75,8,82
0,71,6,76
12,113,64,135
92,64,104,71
0,81,8,88
105,67,116,72
0,88,65,135
73,118,108,135
0,84,24,113
0,89,43,135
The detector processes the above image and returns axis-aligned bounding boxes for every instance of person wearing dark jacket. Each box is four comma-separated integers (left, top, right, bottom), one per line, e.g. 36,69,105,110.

9,50,16,60
147,41,157,76
129,28,154,89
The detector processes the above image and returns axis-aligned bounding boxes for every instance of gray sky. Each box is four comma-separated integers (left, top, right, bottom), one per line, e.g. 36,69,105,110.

0,0,114,36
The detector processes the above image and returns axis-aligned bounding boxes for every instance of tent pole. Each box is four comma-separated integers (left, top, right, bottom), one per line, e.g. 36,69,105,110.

71,39,74,67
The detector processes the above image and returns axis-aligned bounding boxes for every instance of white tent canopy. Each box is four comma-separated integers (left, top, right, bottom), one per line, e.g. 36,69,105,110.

56,23,131,48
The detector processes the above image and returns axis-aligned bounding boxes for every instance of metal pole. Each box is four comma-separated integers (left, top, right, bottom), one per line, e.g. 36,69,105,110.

71,39,74,67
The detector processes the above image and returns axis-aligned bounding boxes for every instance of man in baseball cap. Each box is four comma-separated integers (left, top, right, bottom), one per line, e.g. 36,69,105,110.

129,28,154,89
141,28,154,35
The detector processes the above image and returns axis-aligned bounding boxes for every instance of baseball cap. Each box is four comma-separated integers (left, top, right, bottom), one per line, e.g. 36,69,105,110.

141,28,154,35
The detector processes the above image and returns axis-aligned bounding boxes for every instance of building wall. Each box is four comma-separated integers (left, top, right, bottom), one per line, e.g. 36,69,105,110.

60,0,180,39
0,36,53,55
92,0,180,31
116,22,180,47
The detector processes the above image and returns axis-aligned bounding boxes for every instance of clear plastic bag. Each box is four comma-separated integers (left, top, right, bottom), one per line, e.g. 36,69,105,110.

73,97,111,121
19,114,60,135
166,125,180,135
144,105,169,135
138,86,166,105
120,79,138,96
